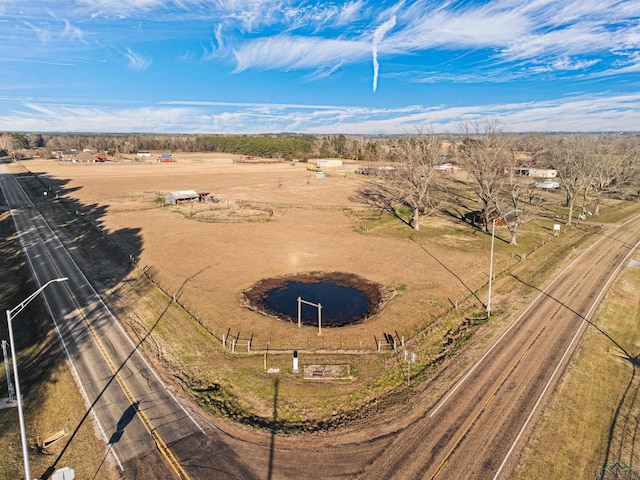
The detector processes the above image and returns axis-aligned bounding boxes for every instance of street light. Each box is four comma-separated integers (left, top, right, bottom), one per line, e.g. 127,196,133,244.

487,218,496,318
7,277,68,480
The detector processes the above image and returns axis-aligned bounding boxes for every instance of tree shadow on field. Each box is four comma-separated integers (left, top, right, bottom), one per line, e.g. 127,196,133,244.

408,236,485,309
23,170,144,283
350,183,413,228
0,161,144,478
600,364,640,477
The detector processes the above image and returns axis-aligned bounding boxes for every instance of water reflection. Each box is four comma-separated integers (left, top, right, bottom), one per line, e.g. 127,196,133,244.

261,280,370,327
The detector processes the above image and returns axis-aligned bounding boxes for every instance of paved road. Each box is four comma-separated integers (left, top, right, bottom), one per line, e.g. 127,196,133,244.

222,216,640,480
355,217,640,479
171,216,640,480
3,162,640,479
1,164,208,478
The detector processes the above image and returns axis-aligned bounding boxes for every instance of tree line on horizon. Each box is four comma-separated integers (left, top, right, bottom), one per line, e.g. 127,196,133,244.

0,132,385,162
1,127,639,245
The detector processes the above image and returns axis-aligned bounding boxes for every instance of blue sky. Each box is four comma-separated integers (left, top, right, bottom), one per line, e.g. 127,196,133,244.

1,0,639,134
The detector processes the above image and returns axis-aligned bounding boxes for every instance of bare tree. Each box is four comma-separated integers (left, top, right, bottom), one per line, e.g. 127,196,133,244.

0,132,29,158
353,131,444,230
617,137,640,202
456,120,510,232
390,132,445,230
498,154,537,244
518,133,550,165
550,135,590,225
585,136,640,214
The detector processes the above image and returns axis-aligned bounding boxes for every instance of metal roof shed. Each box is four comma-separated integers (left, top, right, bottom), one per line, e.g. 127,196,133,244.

165,190,199,205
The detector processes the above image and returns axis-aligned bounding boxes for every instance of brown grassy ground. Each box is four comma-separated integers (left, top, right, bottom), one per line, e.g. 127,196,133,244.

25,154,500,350
15,153,637,430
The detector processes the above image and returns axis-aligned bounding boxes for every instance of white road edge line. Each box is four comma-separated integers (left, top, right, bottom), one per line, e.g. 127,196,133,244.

1,169,124,471
8,168,206,435
2,166,207,467
429,223,616,418
493,231,640,479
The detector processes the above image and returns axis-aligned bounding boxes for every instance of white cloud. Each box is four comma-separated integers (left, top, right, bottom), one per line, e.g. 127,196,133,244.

306,62,344,81
338,1,364,25
124,47,151,70
233,35,369,72
551,56,599,71
5,0,638,88
390,0,531,50
3,92,639,134
1,0,639,128
74,0,168,16
498,26,612,62
371,15,396,92
590,52,640,77
62,19,85,42
21,20,52,44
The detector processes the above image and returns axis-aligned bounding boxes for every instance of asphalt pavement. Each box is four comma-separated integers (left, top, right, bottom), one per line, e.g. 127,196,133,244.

0,164,206,478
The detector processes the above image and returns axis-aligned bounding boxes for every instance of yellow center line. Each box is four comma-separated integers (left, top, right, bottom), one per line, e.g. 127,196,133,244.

80,306,191,480
430,313,555,479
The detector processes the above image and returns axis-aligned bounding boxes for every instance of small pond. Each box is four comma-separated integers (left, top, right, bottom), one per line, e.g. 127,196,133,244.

242,272,390,328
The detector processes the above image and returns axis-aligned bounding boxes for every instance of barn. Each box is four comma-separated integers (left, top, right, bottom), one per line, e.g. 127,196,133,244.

316,159,343,169
165,190,200,205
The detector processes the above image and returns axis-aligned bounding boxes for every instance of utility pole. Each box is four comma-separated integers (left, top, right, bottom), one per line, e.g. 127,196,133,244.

2,340,15,403
487,218,496,318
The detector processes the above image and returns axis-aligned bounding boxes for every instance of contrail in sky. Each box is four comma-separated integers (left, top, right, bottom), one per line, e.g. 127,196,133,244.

372,15,396,93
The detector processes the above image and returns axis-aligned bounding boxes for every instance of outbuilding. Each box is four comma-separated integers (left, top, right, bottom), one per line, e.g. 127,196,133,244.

316,159,343,169
515,167,557,178
436,163,460,173
531,179,561,189
164,190,200,205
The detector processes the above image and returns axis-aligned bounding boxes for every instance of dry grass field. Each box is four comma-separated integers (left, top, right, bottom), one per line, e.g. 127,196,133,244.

14,152,639,430
28,153,500,348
